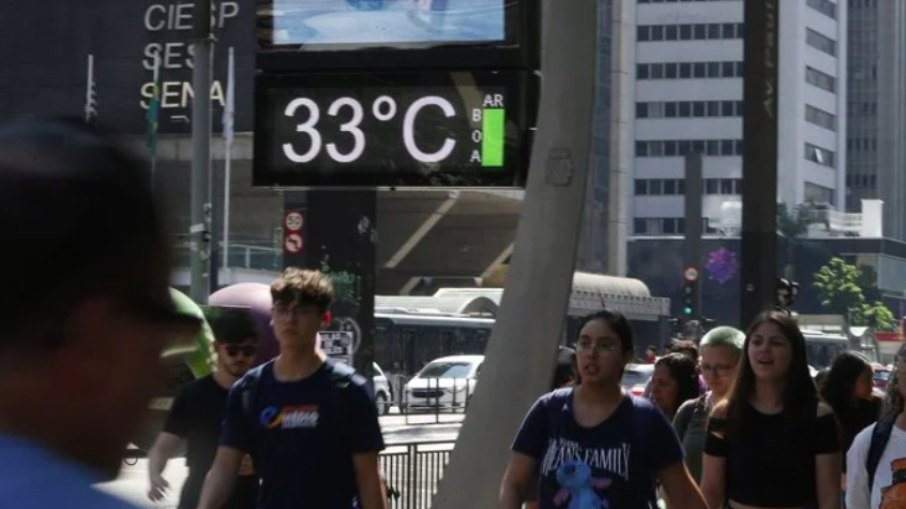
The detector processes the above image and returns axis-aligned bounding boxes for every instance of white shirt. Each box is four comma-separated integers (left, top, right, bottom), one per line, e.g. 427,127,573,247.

846,421,906,509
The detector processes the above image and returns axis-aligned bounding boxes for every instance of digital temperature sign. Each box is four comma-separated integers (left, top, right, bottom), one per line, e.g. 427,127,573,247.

253,71,527,187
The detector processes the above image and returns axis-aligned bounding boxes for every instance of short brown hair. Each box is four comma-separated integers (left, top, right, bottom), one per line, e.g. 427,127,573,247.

270,268,335,313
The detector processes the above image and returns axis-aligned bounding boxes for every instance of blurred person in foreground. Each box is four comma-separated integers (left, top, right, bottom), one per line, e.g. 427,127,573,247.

0,119,200,507
148,307,260,509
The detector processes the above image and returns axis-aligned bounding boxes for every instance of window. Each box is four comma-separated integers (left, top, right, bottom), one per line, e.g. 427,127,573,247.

636,139,744,158
679,63,692,78
665,63,678,79
666,25,678,40
664,140,678,156
664,179,677,195
706,140,720,155
638,26,651,41
722,61,736,77
694,62,706,78
693,102,706,117
804,182,835,205
635,180,648,195
706,179,719,194
804,143,836,168
679,102,691,116
722,23,736,39
648,102,665,118
694,24,707,39
707,101,720,117
652,25,665,41
677,180,686,194
720,179,734,194
807,28,836,56
665,102,678,118
806,104,837,131
805,66,836,93
663,218,679,235
649,179,663,195
721,139,735,155
637,64,649,80
651,64,664,79
708,24,721,39
734,140,743,155
707,62,721,78
680,25,693,40
735,101,745,116
679,140,691,154
721,101,735,117
634,219,647,235
636,102,648,118
636,141,649,156
807,0,837,18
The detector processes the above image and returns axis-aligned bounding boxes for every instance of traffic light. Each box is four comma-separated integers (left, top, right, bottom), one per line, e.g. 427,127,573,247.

682,281,696,318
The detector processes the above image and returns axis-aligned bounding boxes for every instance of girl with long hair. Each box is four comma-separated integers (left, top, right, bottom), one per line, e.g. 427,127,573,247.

673,326,745,483
651,353,700,419
821,352,881,465
846,343,906,509
701,310,841,509
499,311,707,509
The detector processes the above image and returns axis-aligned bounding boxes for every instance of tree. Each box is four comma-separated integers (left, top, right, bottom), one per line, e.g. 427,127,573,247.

813,257,896,330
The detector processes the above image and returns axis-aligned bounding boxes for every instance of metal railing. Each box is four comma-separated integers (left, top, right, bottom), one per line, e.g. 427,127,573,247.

389,375,476,425
170,235,282,272
381,441,454,509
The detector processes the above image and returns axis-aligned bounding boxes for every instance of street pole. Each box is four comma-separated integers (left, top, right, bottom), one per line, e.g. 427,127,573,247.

190,0,213,305
685,152,703,318
740,0,780,326
432,0,595,507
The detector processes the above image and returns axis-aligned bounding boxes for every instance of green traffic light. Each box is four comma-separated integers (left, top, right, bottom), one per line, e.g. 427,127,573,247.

683,306,693,315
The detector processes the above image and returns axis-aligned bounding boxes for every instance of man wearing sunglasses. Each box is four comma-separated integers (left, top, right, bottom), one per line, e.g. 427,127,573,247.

0,119,202,508
148,307,260,509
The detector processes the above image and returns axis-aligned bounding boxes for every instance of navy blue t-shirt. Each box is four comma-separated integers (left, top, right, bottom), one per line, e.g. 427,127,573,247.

512,389,683,509
221,359,385,509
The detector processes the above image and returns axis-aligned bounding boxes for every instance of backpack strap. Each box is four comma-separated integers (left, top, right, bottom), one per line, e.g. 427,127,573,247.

239,362,269,420
867,412,898,491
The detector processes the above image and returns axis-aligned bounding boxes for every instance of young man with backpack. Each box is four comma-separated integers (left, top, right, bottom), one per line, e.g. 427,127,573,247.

846,342,906,509
195,269,387,509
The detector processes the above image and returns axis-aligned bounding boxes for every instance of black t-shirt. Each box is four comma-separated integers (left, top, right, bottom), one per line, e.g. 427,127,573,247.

165,375,258,509
221,359,386,509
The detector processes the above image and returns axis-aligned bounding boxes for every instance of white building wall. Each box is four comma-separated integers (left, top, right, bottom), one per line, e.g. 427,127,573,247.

630,0,846,236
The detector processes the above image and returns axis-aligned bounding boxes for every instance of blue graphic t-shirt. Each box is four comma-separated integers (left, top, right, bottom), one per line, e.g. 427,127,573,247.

512,389,683,509
221,359,385,509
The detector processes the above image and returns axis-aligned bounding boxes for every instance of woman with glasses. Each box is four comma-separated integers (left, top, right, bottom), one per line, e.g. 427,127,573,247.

499,310,707,509
701,310,842,509
846,343,906,509
651,353,700,420
672,326,744,483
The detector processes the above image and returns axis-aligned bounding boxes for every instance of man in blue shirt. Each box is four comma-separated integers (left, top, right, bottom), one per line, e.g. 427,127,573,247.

196,268,386,509
0,119,202,507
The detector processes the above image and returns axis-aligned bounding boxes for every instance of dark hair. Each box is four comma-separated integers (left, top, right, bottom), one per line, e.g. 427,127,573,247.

646,345,657,353
552,346,577,389
668,339,699,361
725,310,817,438
579,310,634,354
0,119,166,350
821,351,872,439
207,306,260,345
655,353,700,416
270,268,335,314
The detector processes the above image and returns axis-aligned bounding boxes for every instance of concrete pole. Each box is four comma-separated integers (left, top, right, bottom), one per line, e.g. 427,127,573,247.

607,0,633,277
190,0,213,305
431,0,597,507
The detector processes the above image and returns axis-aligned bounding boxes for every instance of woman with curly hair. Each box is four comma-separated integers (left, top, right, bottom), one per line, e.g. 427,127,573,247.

846,343,906,509
651,353,700,420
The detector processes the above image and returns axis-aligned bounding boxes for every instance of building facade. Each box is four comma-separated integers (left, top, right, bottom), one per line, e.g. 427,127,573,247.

847,0,906,242
631,0,847,236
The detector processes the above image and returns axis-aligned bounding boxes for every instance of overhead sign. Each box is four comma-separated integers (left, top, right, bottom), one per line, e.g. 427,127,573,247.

319,330,353,366
254,70,527,188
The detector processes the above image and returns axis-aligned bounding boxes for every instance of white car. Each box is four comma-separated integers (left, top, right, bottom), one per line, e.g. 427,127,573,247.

372,362,393,416
402,355,484,412
622,363,655,397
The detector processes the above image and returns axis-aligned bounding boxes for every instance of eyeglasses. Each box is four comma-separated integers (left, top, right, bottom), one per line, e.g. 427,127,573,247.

700,363,735,376
224,345,256,357
574,339,622,354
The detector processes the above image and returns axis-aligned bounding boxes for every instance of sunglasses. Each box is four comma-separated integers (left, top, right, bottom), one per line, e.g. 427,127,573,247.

224,345,256,357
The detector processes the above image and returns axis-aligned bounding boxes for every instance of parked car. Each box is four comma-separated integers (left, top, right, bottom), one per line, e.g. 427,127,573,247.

402,355,484,412
622,363,654,397
373,362,393,416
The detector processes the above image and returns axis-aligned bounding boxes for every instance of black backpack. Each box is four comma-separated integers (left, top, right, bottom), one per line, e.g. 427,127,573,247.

865,412,898,492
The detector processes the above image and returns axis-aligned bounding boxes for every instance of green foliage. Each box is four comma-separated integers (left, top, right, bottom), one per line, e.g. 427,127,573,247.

812,257,895,330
